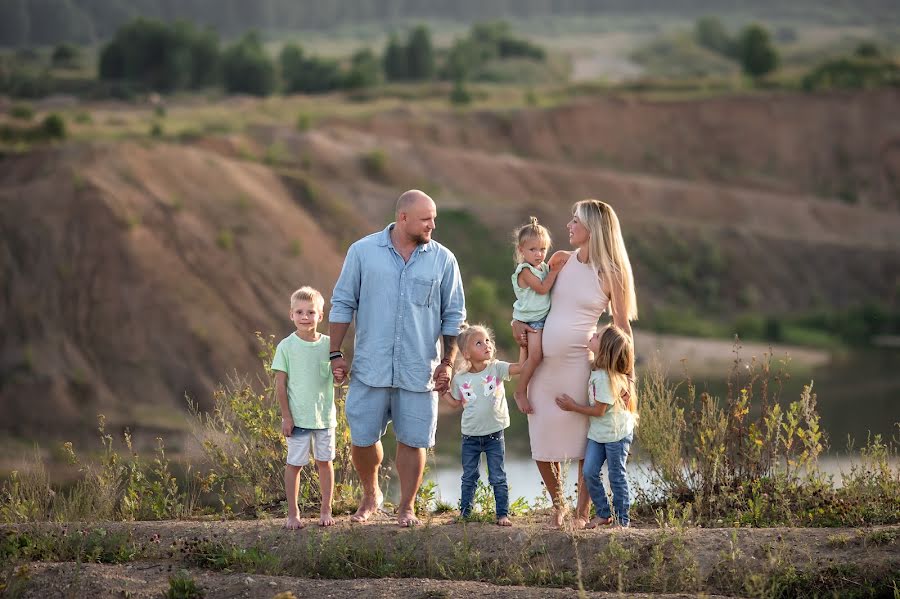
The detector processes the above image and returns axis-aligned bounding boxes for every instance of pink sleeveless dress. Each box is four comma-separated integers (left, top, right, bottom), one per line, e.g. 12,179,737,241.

527,249,609,461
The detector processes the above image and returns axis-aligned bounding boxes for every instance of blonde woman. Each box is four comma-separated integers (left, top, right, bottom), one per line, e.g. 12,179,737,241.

511,199,637,529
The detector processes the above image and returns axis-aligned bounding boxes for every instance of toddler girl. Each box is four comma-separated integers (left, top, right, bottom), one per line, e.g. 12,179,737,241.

440,323,526,526
555,325,637,527
511,216,561,414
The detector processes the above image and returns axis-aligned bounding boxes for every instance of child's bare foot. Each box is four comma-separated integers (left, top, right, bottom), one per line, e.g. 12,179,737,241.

284,515,305,530
513,391,533,414
585,516,613,529
497,516,512,526
350,491,383,523
319,511,335,527
546,506,567,529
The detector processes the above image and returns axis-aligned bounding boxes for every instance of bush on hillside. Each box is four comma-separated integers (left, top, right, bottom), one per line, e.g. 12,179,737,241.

802,55,900,91
279,43,343,94
737,23,779,79
99,18,221,92
51,43,81,69
693,16,736,58
221,32,276,97
344,48,380,89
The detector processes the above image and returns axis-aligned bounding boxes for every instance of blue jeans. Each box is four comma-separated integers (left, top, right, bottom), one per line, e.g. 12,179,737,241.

583,433,633,525
460,431,509,518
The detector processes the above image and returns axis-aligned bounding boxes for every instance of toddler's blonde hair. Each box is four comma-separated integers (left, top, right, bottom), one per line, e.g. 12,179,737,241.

513,216,552,264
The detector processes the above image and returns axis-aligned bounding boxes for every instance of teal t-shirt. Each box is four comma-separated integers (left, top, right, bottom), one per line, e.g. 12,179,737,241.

452,361,511,436
271,333,336,429
587,370,635,444
511,262,551,323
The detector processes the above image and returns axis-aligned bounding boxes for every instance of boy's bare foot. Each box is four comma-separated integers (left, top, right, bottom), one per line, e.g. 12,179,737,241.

546,506,567,530
513,391,533,414
497,516,512,527
284,516,305,530
585,516,613,529
319,511,335,527
350,491,383,523
397,508,420,527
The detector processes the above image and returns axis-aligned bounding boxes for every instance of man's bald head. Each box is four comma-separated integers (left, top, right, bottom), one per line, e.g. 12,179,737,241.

396,189,433,216
395,189,437,246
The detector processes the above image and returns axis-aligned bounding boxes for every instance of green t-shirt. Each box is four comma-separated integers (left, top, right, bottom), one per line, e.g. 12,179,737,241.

271,333,336,429
587,370,635,444
451,361,511,436
511,262,551,323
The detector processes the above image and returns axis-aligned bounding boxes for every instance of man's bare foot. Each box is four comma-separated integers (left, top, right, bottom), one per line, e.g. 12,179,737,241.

513,391,533,414
319,511,335,527
497,516,512,527
397,508,420,527
585,516,613,529
350,492,383,523
284,515,305,530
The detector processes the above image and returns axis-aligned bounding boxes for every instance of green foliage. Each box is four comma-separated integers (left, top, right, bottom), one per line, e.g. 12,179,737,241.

360,149,388,181
99,18,221,92
344,48,381,89
8,103,34,121
383,35,409,82
166,570,204,599
449,78,472,105
693,16,736,57
221,32,276,97
279,43,343,94
802,55,900,91
441,21,546,82
737,24,779,79
50,42,81,69
41,113,66,139
406,25,436,81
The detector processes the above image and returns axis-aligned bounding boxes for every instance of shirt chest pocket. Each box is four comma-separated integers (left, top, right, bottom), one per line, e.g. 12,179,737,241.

411,277,437,307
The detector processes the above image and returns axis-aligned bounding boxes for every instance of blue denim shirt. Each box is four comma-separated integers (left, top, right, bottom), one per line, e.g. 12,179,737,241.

330,224,466,392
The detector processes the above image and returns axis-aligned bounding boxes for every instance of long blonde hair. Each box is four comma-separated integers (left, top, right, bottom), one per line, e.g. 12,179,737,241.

574,200,638,322
592,325,638,416
455,322,495,373
513,216,552,265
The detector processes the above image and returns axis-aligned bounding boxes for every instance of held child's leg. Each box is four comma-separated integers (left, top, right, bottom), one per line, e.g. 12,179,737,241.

514,330,543,413
283,464,304,529
581,440,612,528
459,436,481,518
316,460,335,526
606,434,633,527
485,432,510,526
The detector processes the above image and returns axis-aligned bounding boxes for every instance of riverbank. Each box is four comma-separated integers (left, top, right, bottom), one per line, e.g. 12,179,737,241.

3,518,897,597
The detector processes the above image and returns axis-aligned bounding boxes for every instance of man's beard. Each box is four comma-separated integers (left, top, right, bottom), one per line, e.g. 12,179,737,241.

412,231,431,245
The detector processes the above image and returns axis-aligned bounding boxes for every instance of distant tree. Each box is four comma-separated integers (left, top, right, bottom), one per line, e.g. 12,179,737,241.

279,43,343,94
694,16,735,57
855,41,881,59
737,24,778,79
344,47,380,89
51,43,81,69
222,32,276,96
441,38,480,81
406,25,435,80
383,34,408,82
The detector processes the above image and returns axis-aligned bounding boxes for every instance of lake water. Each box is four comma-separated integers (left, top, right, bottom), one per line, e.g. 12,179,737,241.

414,349,900,506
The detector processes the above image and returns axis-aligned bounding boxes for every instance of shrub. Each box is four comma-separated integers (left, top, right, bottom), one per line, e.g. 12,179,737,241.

9,103,34,120
802,56,900,91
221,32,276,97
737,24,779,79
41,113,66,139
51,43,81,69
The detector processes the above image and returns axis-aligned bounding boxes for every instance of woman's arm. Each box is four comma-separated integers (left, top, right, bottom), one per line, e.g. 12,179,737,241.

555,393,608,417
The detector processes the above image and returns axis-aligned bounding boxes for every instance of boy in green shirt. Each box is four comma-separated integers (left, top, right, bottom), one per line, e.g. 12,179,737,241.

272,286,336,529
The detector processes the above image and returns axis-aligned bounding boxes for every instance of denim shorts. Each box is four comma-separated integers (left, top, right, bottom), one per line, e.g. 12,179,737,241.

526,317,546,330
345,377,438,449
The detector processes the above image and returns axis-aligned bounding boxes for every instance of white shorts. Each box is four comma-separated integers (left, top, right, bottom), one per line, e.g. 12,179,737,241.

286,427,336,465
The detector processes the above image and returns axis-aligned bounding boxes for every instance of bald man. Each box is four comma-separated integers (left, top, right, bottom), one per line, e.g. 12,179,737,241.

329,189,466,527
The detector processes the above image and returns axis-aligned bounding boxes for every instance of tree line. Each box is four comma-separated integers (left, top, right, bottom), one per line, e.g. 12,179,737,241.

95,18,545,96
2,0,898,47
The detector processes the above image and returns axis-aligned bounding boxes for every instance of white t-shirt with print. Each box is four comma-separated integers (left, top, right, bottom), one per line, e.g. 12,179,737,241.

451,361,511,436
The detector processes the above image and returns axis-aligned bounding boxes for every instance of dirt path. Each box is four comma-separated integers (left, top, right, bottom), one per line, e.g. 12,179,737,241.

3,518,897,597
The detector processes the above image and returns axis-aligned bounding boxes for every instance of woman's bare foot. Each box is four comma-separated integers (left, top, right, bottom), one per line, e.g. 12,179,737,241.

319,511,335,527
513,391,533,415
284,515,305,530
585,516,613,529
497,516,512,527
546,505,567,529
397,508,420,527
350,492,383,523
